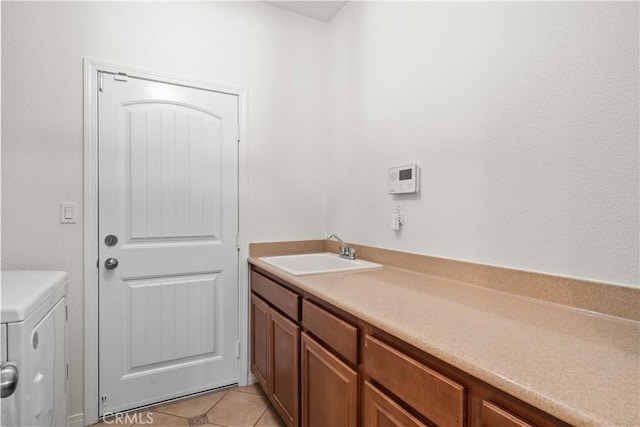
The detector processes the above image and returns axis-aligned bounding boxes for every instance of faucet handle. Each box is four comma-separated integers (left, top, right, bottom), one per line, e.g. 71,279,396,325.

347,247,356,260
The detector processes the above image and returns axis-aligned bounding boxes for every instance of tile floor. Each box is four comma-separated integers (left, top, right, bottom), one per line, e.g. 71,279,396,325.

91,384,285,427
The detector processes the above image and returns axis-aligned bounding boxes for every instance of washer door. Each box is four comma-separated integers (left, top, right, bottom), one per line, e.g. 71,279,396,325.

30,298,66,427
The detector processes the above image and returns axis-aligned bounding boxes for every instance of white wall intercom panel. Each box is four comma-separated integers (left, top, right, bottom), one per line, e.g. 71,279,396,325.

388,164,420,194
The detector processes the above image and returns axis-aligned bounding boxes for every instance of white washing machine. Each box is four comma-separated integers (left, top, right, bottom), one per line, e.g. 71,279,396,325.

1,271,68,427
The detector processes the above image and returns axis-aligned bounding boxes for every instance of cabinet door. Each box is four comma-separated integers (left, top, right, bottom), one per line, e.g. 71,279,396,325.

301,332,358,427
363,381,427,427
482,401,535,427
250,294,269,393
269,309,300,427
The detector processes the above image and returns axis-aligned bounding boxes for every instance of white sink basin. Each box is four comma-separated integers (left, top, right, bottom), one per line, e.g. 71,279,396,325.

259,252,382,276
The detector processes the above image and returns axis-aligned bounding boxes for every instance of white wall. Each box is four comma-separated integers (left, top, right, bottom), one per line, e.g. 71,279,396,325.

327,2,639,287
1,1,328,418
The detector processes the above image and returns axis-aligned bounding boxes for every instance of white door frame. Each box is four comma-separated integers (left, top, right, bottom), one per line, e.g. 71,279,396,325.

83,58,250,425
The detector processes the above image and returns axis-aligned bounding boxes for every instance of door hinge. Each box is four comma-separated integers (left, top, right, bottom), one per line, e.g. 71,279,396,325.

236,234,241,250
114,72,128,82
66,306,68,321
101,395,108,406
236,125,240,142
99,72,104,92
236,341,241,359
66,364,69,380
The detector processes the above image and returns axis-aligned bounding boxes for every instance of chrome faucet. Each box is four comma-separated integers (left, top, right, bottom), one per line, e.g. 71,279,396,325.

327,234,356,260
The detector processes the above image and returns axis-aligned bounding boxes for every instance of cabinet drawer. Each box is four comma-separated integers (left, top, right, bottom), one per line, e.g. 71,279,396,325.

363,381,427,427
302,300,358,365
364,335,465,427
251,271,300,321
482,401,535,427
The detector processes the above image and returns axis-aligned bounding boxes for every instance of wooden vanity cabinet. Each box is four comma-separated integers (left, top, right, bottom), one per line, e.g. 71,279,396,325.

250,265,571,427
250,272,301,427
301,300,359,427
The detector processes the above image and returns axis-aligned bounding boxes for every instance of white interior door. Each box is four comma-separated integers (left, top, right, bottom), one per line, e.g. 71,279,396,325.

98,73,239,415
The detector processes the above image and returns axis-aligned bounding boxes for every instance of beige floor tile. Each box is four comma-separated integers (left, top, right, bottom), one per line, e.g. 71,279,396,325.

254,406,286,427
155,390,228,418
134,411,189,426
207,390,269,426
185,413,210,426
234,383,264,396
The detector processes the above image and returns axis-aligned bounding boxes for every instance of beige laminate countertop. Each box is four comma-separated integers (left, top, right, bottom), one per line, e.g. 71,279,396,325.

249,258,640,427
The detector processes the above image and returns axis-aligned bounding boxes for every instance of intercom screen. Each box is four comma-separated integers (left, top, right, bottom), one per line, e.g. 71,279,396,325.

399,169,412,180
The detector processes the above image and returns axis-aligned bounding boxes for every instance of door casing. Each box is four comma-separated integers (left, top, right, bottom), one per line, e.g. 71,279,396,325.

83,58,250,426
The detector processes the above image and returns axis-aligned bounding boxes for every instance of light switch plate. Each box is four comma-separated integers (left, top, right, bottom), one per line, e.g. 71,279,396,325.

60,202,77,224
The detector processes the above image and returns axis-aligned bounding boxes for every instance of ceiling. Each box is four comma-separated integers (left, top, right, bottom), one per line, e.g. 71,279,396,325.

263,1,347,22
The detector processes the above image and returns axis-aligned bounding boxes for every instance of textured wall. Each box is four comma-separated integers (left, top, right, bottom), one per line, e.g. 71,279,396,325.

327,2,639,286
1,1,328,418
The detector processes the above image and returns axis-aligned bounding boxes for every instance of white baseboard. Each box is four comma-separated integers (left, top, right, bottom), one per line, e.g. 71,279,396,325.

247,373,256,385
67,413,85,427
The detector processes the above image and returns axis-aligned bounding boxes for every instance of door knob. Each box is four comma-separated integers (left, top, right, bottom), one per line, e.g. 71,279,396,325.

104,258,119,270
